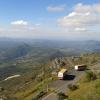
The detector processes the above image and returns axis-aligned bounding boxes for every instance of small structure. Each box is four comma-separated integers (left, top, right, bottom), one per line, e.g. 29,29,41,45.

74,64,87,71
58,68,67,79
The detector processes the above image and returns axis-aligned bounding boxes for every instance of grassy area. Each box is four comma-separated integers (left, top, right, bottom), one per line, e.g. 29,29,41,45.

15,77,53,100
68,78,100,100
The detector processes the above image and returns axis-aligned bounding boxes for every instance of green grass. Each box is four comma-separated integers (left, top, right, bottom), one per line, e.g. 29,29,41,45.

15,77,53,100
68,79,100,100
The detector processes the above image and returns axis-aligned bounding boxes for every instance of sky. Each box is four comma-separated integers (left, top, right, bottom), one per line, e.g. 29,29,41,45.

0,0,100,40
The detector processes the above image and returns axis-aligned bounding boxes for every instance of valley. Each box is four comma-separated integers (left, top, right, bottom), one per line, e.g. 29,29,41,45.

0,39,100,100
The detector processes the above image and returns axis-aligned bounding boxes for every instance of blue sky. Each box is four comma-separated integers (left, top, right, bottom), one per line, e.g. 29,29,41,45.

0,0,100,40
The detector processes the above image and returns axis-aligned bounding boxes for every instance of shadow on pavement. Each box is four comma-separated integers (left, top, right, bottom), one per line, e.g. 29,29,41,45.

77,68,90,71
63,75,75,80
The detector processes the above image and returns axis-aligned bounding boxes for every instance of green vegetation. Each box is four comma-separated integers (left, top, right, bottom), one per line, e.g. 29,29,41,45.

68,84,78,91
68,66,100,100
68,79,100,100
57,92,68,100
85,71,97,82
14,77,53,100
32,91,47,100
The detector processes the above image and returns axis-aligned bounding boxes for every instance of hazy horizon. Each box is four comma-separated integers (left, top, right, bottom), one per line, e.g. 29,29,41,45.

0,37,100,42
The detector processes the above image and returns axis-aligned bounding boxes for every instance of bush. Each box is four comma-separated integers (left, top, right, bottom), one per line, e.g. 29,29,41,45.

0,87,4,92
95,83,100,89
32,91,47,100
85,71,97,81
57,92,68,100
68,84,78,91
97,72,100,79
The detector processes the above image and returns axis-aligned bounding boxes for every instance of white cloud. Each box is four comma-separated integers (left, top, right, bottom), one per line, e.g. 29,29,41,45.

9,20,40,35
75,27,87,32
58,3,100,31
11,20,28,26
68,12,77,17
47,5,66,12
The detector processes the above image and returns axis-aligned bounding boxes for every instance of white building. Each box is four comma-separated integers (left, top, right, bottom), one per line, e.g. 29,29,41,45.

58,68,67,79
75,64,87,71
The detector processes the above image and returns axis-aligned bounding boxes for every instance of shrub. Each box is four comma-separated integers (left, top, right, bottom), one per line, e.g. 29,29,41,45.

57,92,68,100
32,91,47,100
95,83,100,89
85,71,97,81
68,84,78,91
97,72,100,79
0,87,4,92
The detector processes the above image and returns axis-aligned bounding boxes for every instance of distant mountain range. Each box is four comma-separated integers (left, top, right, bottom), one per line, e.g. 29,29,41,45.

0,38,100,62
